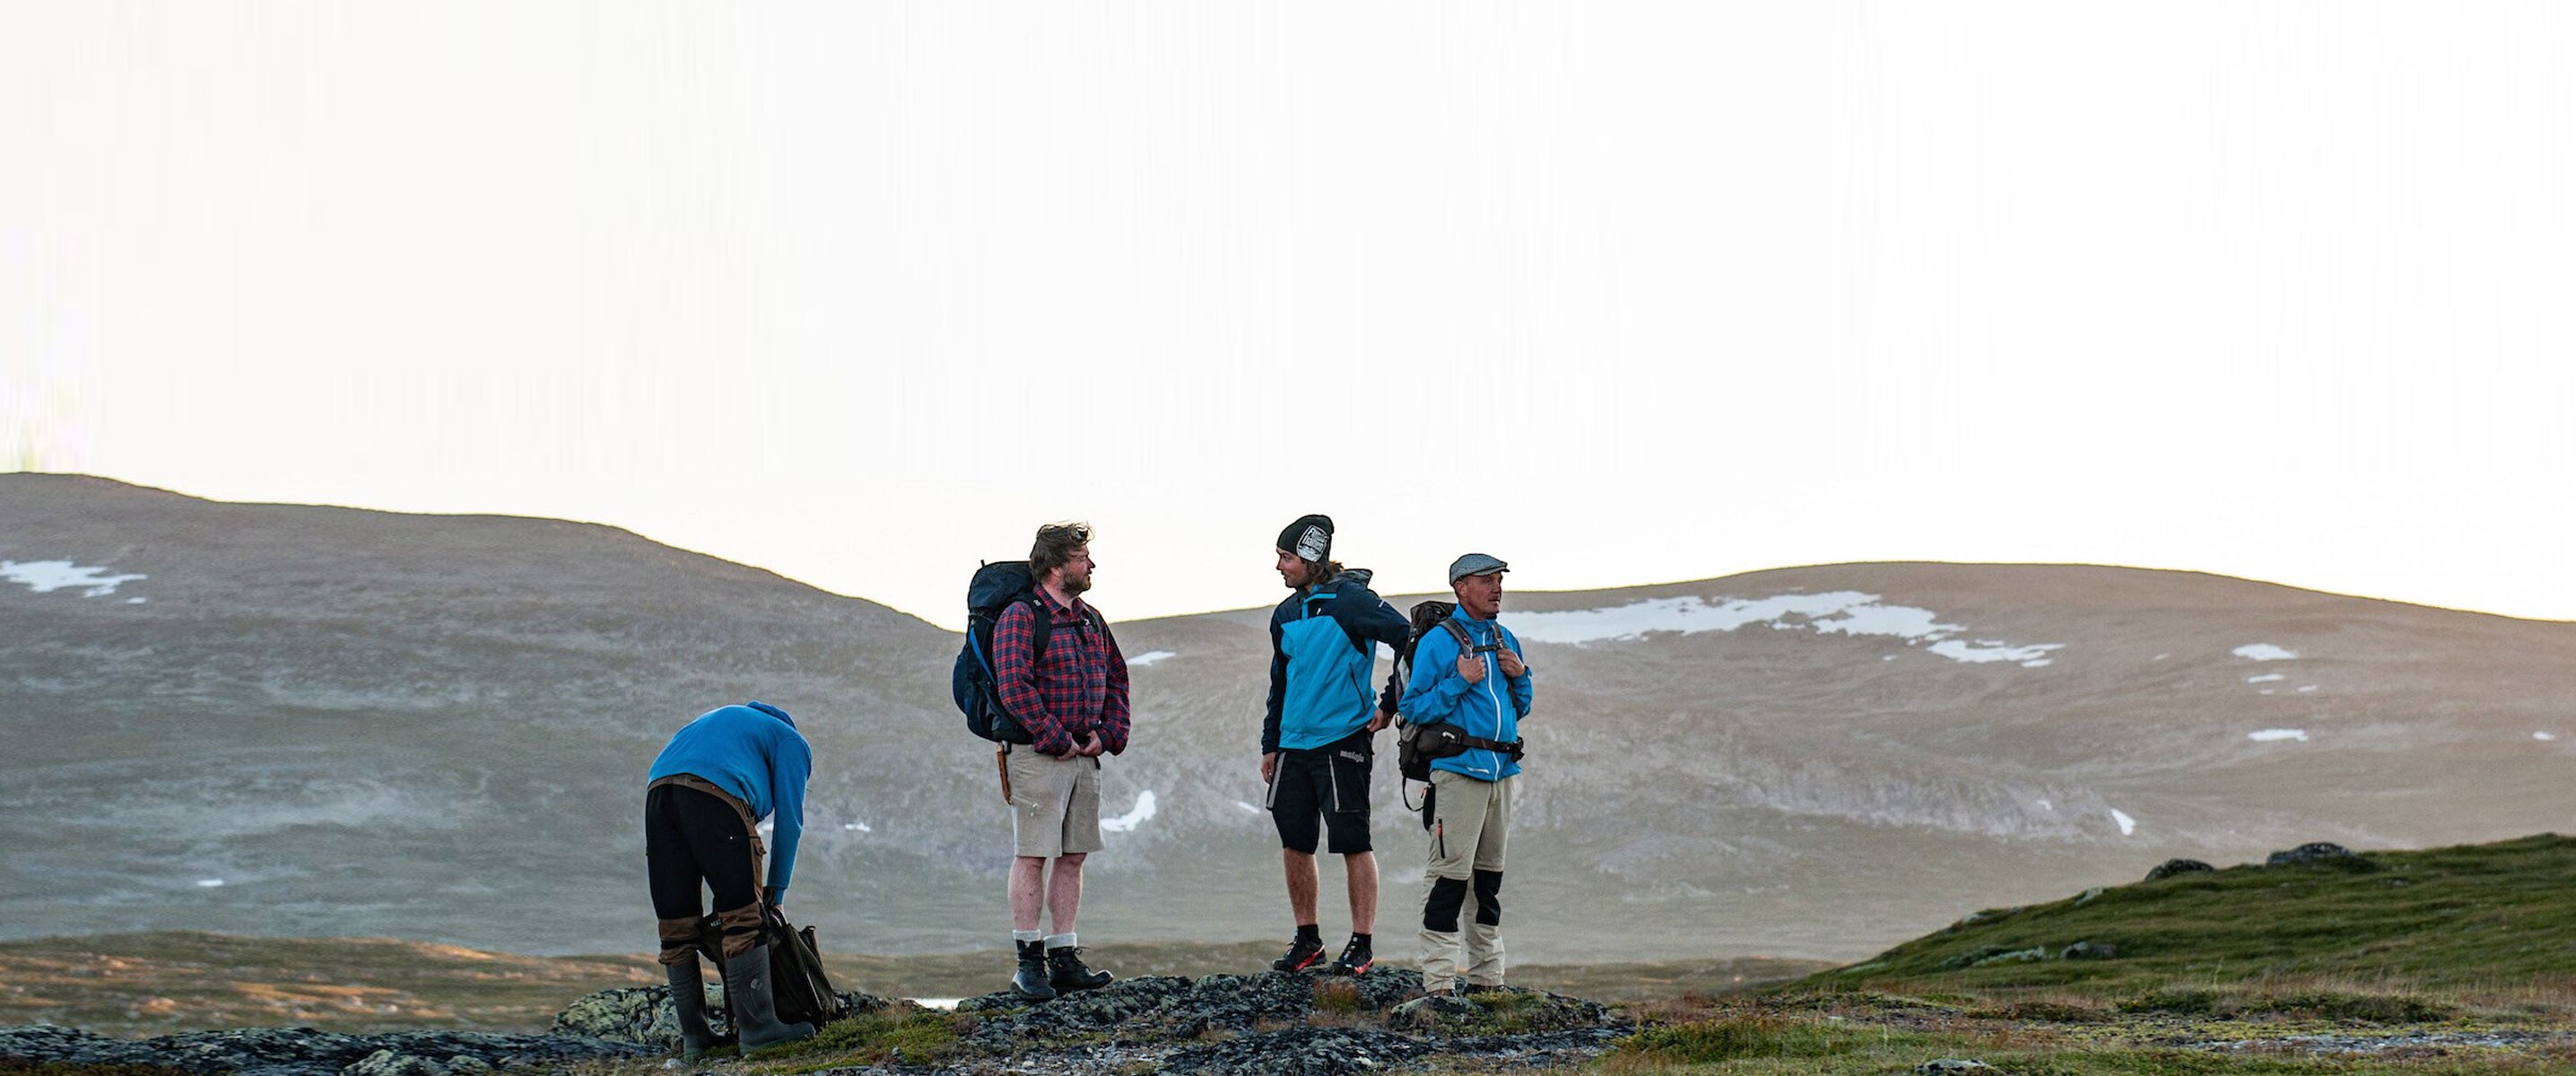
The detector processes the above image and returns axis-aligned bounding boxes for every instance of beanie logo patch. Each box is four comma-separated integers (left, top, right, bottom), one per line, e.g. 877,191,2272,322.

1294,525,1330,562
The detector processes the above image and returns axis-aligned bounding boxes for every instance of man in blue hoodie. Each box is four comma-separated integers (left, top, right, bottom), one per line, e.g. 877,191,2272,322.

1262,514,1412,976
644,701,814,1055
1399,554,1532,996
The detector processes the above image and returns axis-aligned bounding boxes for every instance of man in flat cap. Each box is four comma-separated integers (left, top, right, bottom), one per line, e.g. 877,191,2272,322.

1398,553,1532,996
1262,514,1411,975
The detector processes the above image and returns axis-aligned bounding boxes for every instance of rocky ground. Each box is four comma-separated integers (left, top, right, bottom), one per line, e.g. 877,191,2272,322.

0,969,1631,1076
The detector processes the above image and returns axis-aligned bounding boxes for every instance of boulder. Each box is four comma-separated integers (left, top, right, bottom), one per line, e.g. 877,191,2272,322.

2267,842,2358,865
2145,858,2215,881
2060,941,2118,960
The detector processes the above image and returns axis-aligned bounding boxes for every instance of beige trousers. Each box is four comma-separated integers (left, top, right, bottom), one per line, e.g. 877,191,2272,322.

1419,769,1513,990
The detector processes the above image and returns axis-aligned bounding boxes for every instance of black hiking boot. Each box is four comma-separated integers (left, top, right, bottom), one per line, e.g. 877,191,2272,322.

1047,945,1113,993
1271,932,1326,972
1327,934,1374,976
1012,939,1057,1001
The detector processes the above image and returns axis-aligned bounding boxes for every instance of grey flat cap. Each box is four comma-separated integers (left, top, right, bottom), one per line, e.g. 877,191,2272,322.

1447,553,1510,583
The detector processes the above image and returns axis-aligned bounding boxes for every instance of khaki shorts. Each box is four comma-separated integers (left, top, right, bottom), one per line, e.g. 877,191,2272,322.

1006,744,1103,859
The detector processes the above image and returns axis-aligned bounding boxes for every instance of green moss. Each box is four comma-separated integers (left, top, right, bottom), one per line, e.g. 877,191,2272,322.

1614,1015,1874,1063
747,1007,978,1071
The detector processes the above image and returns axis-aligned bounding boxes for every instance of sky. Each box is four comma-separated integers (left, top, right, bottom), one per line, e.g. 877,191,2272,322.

5,2,2575,630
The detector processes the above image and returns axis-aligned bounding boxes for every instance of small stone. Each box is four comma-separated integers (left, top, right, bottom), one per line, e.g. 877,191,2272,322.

2073,886,2105,906
1918,1060,1994,1073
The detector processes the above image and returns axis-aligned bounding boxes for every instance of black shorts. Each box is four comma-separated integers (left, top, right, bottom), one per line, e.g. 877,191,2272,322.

1268,731,1373,855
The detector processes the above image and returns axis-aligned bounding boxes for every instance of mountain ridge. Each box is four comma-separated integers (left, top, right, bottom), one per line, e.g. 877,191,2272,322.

5,473,2570,965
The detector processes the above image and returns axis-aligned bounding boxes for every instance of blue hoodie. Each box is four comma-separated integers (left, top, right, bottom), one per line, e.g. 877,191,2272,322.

648,701,812,898
1265,568,1411,753
1399,610,1531,780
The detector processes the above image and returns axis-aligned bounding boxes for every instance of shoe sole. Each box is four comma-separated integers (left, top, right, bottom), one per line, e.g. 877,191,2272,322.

1331,959,1373,975
1273,952,1323,972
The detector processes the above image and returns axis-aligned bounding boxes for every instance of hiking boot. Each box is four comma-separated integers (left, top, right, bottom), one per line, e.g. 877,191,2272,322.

1270,933,1326,972
1047,945,1113,992
718,946,814,1051
1327,934,1374,976
664,958,721,1059
1012,939,1057,1001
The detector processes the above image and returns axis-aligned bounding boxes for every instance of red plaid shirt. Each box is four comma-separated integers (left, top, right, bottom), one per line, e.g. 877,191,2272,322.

993,587,1131,757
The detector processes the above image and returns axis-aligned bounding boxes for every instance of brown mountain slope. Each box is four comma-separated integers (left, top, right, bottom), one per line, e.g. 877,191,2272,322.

4,473,2569,963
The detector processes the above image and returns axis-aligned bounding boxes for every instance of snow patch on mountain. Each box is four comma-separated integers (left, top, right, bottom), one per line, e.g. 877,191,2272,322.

1103,790,1157,832
2247,673,2286,683
1127,650,1177,667
1511,592,2061,667
2,559,148,597
2234,644,2299,661
2111,809,2137,836
2250,728,2309,742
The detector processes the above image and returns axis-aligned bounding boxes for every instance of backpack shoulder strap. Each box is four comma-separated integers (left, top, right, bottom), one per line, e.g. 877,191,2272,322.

1022,594,1057,664
1438,619,1475,649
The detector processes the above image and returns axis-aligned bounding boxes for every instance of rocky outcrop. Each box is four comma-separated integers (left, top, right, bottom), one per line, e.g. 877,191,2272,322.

2,970,1629,1076
550,984,892,1047
2267,842,2368,867
0,1024,649,1076
2145,858,2215,881
953,969,1630,1073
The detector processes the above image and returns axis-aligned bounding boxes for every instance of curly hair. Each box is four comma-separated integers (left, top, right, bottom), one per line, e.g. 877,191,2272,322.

1029,521,1092,581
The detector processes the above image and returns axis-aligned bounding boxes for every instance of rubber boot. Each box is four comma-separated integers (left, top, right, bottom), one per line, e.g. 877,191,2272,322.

1012,939,1058,1001
665,958,720,1059
719,945,814,1050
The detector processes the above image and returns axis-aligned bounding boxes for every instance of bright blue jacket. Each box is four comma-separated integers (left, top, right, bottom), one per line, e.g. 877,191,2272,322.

1265,569,1410,753
648,701,812,898
1399,611,1531,780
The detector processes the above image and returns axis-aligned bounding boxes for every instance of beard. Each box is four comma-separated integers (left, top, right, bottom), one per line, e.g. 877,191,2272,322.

1064,572,1093,596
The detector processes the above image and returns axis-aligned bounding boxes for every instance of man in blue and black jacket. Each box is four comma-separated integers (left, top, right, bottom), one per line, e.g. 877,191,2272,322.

644,701,814,1055
1261,513,1411,976
1400,553,1532,996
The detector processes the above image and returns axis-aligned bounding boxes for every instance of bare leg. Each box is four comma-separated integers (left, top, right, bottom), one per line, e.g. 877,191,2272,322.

1047,853,1087,935
1009,856,1046,933
1282,848,1319,925
1344,851,1379,934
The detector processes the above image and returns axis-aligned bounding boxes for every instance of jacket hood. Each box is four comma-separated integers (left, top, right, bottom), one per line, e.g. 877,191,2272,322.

744,700,798,729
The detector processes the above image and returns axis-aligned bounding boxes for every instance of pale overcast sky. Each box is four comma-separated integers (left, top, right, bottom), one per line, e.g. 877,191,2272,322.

6,3,2573,629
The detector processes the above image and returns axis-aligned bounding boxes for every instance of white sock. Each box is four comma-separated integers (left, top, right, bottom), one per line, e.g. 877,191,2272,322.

1013,929,1043,943
1044,932,1077,950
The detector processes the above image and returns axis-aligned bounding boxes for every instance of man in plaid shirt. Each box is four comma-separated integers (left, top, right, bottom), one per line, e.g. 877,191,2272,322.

993,521,1130,998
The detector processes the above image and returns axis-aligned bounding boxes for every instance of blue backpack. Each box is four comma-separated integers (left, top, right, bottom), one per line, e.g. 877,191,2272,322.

952,561,1111,743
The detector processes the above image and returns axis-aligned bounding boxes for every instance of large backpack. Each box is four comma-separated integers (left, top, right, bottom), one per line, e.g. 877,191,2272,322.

1386,600,1524,792
952,560,1111,743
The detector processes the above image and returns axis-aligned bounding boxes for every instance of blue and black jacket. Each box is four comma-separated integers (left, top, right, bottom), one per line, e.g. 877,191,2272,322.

1399,610,1532,781
1264,568,1411,754
647,701,813,898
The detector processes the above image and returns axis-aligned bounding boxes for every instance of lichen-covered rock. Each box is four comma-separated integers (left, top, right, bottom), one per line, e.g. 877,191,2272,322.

1917,1061,1995,1074
2061,941,2118,960
550,984,887,1048
1944,945,2050,968
1344,968,1426,1011
1386,994,1483,1031
2267,842,2368,867
1163,1025,1432,1076
1385,987,1618,1036
963,971,1324,1048
0,1025,649,1076
2145,858,2215,881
